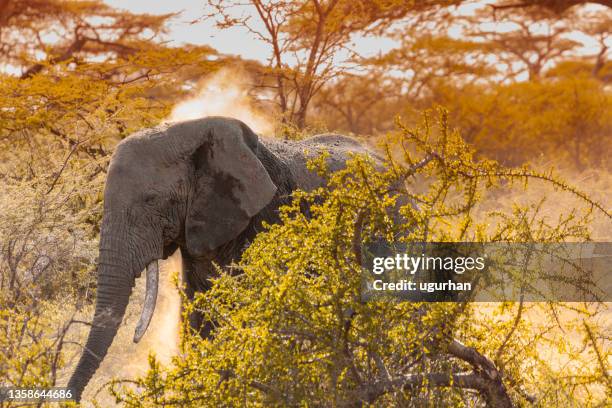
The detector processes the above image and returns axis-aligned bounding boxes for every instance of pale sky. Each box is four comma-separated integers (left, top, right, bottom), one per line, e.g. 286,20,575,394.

103,0,404,63
104,0,608,64
105,0,271,61
1,0,605,77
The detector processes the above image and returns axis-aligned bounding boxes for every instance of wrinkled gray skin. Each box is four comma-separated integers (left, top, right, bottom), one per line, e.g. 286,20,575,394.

67,117,385,401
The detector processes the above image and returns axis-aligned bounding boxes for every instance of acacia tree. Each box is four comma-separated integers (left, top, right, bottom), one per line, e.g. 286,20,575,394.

0,0,220,182
0,0,171,77
576,8,612,82
491,0,612,14
471,1,612,82
313,71,402,134
308,0,610,171
205,0,460,128
462,6,582,81
369,34,495,96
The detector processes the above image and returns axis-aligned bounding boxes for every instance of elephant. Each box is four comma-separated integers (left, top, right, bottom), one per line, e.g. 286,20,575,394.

67,116,387,401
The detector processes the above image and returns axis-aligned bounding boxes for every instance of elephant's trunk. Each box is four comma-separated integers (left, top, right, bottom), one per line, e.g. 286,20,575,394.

67,219,161,401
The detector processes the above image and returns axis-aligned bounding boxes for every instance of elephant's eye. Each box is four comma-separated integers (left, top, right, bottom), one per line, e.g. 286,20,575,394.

142,192,157,204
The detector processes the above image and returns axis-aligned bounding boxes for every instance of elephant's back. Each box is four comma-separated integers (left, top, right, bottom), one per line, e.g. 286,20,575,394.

260,135,383,192
302,134,385,165
303,133,362,148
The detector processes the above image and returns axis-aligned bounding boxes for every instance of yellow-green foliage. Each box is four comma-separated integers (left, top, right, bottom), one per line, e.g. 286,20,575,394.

0,301,72,390
110,110,610,407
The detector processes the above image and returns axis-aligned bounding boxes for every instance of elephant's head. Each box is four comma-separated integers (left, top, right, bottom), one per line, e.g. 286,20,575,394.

67,117,277,400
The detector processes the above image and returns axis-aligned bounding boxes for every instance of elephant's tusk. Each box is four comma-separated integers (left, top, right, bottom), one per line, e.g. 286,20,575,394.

133,259,159,343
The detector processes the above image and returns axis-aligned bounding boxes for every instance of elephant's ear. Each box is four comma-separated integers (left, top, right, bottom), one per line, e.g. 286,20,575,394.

185,121,277,254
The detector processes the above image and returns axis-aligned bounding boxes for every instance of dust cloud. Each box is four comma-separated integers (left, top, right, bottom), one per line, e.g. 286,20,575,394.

167,68,273,135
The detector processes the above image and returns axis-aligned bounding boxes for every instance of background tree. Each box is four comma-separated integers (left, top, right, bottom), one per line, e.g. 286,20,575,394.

491,0,612,14
0,0,171,77
307,0,611,169
465,6,580,81
0,0,221,184
575,7,612,82
312,71,400,134
205,0,461,129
